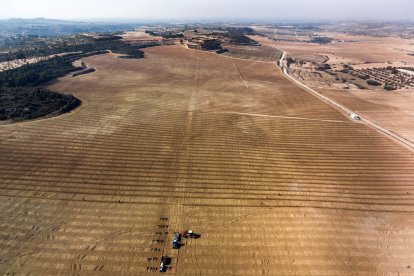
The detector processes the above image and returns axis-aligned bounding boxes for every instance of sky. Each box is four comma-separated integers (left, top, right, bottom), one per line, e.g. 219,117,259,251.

0,0,413,21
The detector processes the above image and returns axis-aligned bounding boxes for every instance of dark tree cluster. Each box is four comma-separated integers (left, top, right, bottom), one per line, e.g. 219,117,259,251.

384,84,397,91
0,87,80,121
0,52,91,121
201,40,222,51
317,63,332,71
286,57,296,68
311,37,333,44
367,79,382,86
226,27,256,35
47,37,145,59
145,30,183,39
230,34,259,46
135,42,162,49
93,35,123,41
216,48,229,54
221,27,260,46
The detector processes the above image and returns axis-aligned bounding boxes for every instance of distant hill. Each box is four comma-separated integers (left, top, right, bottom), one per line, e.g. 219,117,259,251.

0,18,81,26
0,18,138,36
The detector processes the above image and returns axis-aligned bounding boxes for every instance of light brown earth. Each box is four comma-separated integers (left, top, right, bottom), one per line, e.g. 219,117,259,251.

1,45,414,275
320,88,414,145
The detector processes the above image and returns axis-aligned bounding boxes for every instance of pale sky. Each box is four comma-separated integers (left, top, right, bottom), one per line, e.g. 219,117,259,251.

0,0,413,21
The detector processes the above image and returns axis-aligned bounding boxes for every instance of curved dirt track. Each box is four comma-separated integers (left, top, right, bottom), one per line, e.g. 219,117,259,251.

1,46,414,275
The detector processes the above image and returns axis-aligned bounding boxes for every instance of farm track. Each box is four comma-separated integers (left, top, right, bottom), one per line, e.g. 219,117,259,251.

1,45,414,274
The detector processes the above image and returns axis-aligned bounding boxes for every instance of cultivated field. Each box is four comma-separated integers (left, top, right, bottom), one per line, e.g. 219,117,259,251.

1,45,414,275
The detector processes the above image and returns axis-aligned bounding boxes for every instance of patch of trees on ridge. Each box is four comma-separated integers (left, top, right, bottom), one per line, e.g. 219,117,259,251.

0,35,145,62
221,27,260,46
0,35,146,122
311,37,333,44
229,34,259,46
367,79,382,86
226,27,256,35
201,40,222,51
145,30,184,39
0,51,105,87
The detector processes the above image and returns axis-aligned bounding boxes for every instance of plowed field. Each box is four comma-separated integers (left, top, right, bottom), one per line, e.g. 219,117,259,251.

1,46,414,275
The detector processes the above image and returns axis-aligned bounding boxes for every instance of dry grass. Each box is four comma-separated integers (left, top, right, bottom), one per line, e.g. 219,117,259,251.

0,46,414,275
221,45,282,62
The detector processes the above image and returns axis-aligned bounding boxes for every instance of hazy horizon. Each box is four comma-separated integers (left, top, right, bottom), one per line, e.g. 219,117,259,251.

1,0,413,22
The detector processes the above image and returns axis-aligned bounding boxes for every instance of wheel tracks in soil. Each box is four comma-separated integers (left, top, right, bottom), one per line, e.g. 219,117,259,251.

163,50,202,274
0,220,67,267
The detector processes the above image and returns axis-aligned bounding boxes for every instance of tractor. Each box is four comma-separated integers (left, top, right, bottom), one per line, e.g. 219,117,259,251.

172,232,181,249
159,256,170,272
184,230,200,239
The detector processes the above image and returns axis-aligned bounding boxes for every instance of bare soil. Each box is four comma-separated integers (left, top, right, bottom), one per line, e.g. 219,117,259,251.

320,88,414,144
0,45,414,275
